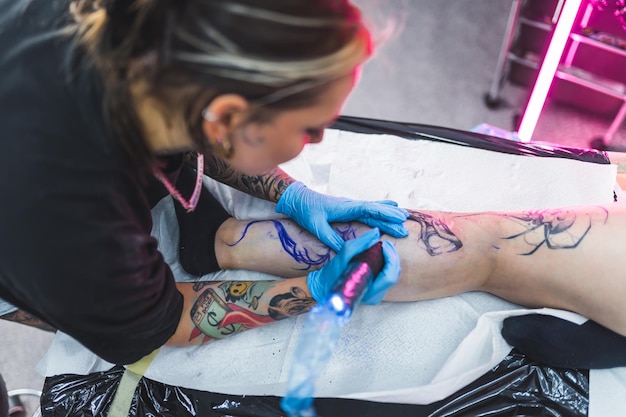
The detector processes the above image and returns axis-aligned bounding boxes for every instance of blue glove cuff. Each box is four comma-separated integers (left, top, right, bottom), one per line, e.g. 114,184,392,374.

306,271,324,304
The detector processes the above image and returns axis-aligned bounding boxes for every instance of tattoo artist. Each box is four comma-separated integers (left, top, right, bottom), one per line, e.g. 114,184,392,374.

0,0,407,364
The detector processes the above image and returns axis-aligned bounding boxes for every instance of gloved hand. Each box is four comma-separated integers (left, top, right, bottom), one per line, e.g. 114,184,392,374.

276,181,409,252
307,228,401,305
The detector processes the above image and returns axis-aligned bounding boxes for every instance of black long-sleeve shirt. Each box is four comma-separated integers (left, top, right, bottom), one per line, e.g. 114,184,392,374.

0,0,183,364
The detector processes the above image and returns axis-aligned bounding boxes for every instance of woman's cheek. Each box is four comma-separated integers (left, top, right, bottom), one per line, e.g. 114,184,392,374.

268,134,303,164
285,138,307,162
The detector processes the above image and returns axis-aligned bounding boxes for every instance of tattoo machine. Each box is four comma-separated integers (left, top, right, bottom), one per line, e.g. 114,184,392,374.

281,242,384,417
327,241,385,317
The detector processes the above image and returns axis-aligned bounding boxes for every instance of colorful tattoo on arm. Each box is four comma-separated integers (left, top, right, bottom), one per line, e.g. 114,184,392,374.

201,152,295,202
268,287,315,320
406,210,463,255
188,281,314,344
227,220,333,270
499,207,608,255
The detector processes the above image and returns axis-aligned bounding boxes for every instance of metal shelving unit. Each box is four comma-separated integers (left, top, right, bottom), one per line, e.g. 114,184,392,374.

486,0,626,148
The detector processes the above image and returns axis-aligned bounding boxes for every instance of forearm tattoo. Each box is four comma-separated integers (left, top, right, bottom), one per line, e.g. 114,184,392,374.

0,309,56,332
189,281,314,344
498,207,608,255
406,209,463,255
200,152,295,202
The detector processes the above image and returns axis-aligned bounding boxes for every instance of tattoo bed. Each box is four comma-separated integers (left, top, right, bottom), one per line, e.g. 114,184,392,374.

36,117,622,416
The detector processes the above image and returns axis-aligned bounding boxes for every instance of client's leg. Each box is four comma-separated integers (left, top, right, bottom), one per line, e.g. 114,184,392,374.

214,217,336,276
214,209,492,299
214,204,626,337
397,204,626,338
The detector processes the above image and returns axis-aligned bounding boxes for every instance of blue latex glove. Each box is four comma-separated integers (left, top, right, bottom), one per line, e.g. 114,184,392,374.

307,228,401,305
276,181,409,252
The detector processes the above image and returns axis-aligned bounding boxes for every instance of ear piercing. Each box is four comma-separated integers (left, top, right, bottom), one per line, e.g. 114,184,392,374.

201,108,218,122
215,135,234,158
201,108,234,158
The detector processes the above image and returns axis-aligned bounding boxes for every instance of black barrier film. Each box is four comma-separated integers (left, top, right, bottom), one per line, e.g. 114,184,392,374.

40,350,588,417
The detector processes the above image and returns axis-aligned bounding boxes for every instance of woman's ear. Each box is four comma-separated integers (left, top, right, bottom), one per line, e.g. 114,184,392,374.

201,94,249,144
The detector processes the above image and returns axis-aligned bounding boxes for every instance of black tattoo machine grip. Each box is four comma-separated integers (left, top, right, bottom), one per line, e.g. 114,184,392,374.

328,241,384,315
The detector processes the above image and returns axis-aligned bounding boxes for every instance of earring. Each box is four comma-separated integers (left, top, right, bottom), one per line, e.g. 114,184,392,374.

214,135,234,159
201,108,233,158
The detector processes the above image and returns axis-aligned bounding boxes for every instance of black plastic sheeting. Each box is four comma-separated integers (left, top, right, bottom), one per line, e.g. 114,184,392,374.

332,115,611,165
41,350,588,417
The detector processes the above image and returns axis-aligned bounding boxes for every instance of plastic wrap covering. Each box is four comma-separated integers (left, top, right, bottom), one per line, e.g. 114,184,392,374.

40,350,588,417
332,116,610,165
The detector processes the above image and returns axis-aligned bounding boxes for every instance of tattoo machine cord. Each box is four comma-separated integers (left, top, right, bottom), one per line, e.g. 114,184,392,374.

281,243,384,417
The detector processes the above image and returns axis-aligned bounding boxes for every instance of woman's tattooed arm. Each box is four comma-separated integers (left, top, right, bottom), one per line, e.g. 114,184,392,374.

197,152,295,202
172,278,314,346
0,309,56,332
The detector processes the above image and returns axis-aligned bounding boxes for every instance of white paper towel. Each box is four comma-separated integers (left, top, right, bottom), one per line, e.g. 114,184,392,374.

322,130,616,211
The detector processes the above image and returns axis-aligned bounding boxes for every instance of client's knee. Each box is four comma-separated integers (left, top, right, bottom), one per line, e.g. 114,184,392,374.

213,218,241,270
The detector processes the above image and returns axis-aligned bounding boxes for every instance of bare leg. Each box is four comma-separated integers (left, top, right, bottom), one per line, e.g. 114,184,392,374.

214,211,493,299
213,204,626,336
215,217,338,276
482,205,626,335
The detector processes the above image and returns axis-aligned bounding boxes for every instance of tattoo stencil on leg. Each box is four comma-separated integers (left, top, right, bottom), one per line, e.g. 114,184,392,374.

334,223,357,241
499,207,608,255
227,220,332,270
406,210,463,256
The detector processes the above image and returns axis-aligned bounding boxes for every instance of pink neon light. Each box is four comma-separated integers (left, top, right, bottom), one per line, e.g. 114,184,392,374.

580,3,593,27
517,0,583,142
565,3,594,65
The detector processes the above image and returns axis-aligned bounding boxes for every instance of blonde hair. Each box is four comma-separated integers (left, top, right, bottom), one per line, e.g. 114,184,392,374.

70,0,372,170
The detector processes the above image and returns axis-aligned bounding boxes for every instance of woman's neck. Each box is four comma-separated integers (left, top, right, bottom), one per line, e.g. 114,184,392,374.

130,80,195,154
